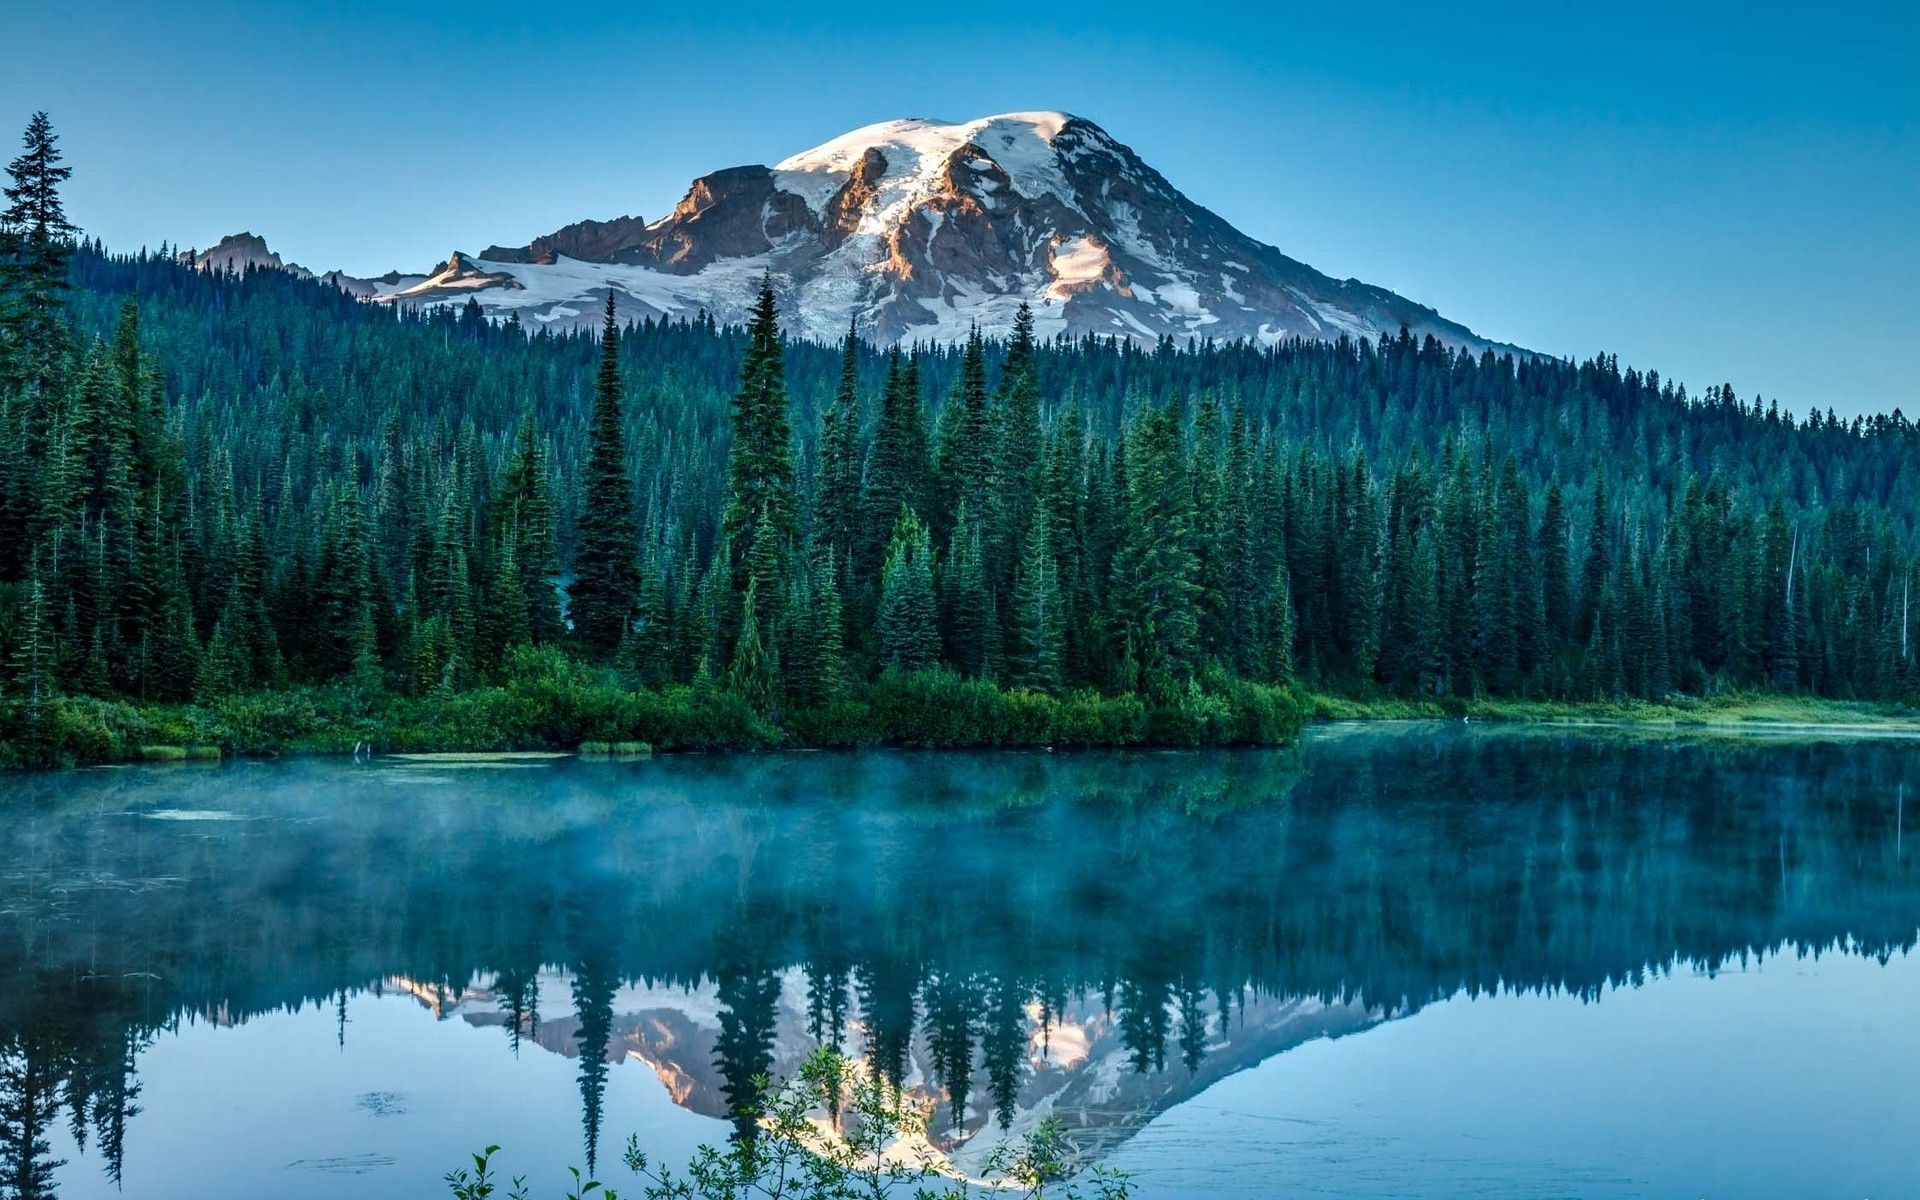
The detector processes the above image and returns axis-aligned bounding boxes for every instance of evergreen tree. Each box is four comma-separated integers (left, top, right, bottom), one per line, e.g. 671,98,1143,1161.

860,349,930,593
495,414,562,642
1113,405,1199,694
877,510,939,671
727,576,777,711
722,281,797,617
0,112,76,397
1009,505,1064,693
8,563,54,755
941,506,996,677
571,294,639,650
813,323,865,574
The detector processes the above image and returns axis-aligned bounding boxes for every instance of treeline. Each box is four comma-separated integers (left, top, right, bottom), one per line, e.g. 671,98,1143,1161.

0,112,1916,762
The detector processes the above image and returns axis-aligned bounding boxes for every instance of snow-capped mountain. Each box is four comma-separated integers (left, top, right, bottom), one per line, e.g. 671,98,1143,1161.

215,112,1514,350
396,969,1387,1179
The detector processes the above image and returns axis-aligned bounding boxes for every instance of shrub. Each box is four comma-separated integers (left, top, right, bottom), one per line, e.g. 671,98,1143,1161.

1051,690,1147,747
870,669,1013,747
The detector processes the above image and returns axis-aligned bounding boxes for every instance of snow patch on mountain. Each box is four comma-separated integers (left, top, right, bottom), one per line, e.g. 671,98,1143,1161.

213,111,1521,354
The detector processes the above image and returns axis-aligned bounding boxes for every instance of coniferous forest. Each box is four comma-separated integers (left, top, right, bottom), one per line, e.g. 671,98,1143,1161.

3,112,1919,765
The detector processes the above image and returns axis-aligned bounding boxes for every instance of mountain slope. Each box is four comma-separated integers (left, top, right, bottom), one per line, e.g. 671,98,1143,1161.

272,112,1513,349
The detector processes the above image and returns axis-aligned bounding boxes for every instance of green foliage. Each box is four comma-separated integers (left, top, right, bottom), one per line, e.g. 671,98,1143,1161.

572,294,640,650
6,115,1920,772
452,1048,1130,1200
877,511,939,672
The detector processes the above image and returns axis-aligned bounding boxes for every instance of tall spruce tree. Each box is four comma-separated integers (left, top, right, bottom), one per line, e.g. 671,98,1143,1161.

877,510,939,671
814,322,865,576
1010,505,1064,693
860,348,929,592
571,294,639,650
0,112,75,397
723,281,797,615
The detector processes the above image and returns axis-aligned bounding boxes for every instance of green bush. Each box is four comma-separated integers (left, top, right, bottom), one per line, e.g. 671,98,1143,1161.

1051,689,1147,746
870,669,1014,747
783,698,880,746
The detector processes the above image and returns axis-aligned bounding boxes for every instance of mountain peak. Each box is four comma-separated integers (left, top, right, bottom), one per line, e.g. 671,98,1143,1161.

184,232,305,277
775,111,1082,175
302,112,1511,351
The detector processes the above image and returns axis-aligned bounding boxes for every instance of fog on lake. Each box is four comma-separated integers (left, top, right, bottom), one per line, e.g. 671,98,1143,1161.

1,725,1916,1198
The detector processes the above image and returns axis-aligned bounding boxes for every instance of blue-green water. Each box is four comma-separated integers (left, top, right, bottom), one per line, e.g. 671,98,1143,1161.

2,725,1916,1198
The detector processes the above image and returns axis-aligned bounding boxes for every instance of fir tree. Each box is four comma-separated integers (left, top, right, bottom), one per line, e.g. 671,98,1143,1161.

728,576,777,711
860,348,930,591
0,112,76,397
814,322,865,574
877,510,939,672
1009,505,1064,693
571,294,639,650
1113,404,1199,694
722,280,797,615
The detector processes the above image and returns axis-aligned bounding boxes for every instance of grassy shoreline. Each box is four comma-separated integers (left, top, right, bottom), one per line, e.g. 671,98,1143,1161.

1307,691,1920,734
7,662,1916,769
0,654,1311,769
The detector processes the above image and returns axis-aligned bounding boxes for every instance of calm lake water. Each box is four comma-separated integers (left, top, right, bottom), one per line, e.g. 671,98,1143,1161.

2,725,1917,1199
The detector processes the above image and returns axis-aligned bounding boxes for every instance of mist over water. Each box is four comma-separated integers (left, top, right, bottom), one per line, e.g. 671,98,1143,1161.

2,726,1916,1198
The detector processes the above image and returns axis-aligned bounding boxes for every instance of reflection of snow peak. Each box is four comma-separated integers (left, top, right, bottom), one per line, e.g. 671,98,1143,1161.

209,111,1514,353
389,969,1385,1178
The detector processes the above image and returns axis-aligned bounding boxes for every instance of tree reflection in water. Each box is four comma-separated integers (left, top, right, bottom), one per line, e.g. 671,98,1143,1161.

0,727,1915,1194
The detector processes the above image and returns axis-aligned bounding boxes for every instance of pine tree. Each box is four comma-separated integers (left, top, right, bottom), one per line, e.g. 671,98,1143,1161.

0,112,76,397
860,349,929,592
496,413,562,642
933,328,993,545
781,548,845,707
571,294,639,650
9,562,55,754
1539,481,1572,644
1009,506,1064,693
877,510,939,671
942,506,996,677
629,531,674,687
722,281,797,615
1113,405,1199,694
814,323,865,574
727,576,777,711
988,303,1041,586
479,526,530,671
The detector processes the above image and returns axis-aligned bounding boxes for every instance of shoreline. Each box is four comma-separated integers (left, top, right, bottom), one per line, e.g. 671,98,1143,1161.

7,681,1918,770
1307,693,1920,738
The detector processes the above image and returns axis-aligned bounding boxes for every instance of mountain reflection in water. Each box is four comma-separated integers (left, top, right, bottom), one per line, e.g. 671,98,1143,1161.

0,725,1915,1197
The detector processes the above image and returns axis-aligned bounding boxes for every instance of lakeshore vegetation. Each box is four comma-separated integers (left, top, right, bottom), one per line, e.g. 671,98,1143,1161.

2,113,1918,766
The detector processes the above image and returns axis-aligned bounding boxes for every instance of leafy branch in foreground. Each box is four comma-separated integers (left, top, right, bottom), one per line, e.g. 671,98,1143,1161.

448,1047,1130,1200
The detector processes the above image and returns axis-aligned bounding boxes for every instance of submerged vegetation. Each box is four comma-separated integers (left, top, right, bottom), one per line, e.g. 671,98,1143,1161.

2,112,1917,765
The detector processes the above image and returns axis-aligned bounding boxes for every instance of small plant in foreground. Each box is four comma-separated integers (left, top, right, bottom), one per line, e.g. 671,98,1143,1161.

450,1048,1130,1200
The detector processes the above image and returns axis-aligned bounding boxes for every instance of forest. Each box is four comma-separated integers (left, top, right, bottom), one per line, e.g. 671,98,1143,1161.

2,112,1918,764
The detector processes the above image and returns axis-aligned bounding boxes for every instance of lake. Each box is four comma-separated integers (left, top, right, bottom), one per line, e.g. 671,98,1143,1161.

2,725,1916,1199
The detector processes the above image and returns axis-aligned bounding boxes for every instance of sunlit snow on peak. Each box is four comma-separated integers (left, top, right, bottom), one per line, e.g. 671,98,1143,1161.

774,111,1085,206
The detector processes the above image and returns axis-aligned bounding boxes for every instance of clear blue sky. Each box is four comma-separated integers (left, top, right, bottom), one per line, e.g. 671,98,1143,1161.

3,0,1915,415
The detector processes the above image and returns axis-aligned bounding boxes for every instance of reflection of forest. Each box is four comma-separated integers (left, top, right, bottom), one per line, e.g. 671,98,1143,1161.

1,729,1916,1194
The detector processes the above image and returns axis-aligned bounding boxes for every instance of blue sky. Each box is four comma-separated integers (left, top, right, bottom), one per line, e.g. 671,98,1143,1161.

3,0,1915,415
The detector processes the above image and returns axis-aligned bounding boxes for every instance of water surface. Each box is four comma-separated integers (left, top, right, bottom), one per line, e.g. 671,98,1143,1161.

2,725,1916,1198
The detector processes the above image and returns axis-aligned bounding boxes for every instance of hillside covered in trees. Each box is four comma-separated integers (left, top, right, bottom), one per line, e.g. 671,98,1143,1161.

2,113,1917,764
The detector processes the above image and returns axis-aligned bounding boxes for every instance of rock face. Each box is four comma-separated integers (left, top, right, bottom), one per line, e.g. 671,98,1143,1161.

216,112,1517,351
481,214,651,265
182,232,310,279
